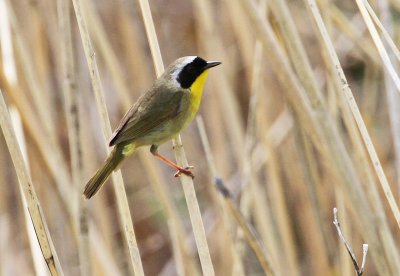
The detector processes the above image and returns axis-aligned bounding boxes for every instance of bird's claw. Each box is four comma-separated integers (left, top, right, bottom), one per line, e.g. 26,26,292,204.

174,166,194,179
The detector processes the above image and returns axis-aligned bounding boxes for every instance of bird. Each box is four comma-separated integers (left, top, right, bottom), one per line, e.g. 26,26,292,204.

83,56,221,199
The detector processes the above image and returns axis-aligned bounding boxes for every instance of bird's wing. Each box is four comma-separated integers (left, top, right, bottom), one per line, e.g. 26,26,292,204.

109,89,185,146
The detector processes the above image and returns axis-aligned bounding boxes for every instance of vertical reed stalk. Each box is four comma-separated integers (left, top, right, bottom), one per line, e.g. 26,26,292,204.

137,0,215,274
81,0,197,273
70,0,145,274
57,0,91,274
10,108,49,276
0,91,63,276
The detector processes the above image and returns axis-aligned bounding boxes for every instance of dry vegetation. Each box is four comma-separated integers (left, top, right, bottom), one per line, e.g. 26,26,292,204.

0,0,400,275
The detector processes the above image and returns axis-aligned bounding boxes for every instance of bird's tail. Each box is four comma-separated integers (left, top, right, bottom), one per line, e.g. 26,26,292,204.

83,145,126,199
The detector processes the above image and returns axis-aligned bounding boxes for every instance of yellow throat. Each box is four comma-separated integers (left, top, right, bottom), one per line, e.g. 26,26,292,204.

189,69,209,112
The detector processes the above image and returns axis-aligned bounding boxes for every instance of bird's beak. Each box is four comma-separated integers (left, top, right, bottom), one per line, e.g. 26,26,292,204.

204,61,222,70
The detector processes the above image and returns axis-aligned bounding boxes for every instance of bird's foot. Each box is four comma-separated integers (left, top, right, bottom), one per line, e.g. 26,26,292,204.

174,166,194,179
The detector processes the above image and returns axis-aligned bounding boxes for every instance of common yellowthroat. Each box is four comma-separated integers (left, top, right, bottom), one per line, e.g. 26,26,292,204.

83,56,221,198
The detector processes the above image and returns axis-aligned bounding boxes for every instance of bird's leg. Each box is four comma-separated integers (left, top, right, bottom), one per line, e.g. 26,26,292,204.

150,145,194,178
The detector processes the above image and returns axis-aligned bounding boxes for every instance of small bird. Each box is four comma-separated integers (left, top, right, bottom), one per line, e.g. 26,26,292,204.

83,56,221,198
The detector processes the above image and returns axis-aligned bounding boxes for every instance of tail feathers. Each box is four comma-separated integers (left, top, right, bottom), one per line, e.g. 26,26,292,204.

83,146,125,199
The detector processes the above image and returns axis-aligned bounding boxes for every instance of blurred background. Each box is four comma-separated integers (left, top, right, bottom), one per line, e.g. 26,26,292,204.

0,0,399,275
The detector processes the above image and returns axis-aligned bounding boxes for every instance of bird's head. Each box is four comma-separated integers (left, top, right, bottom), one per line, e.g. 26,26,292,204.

164,56,221,89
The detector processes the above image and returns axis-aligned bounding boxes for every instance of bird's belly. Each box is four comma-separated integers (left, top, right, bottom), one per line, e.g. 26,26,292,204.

135,112,190,146
135,93,198,146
